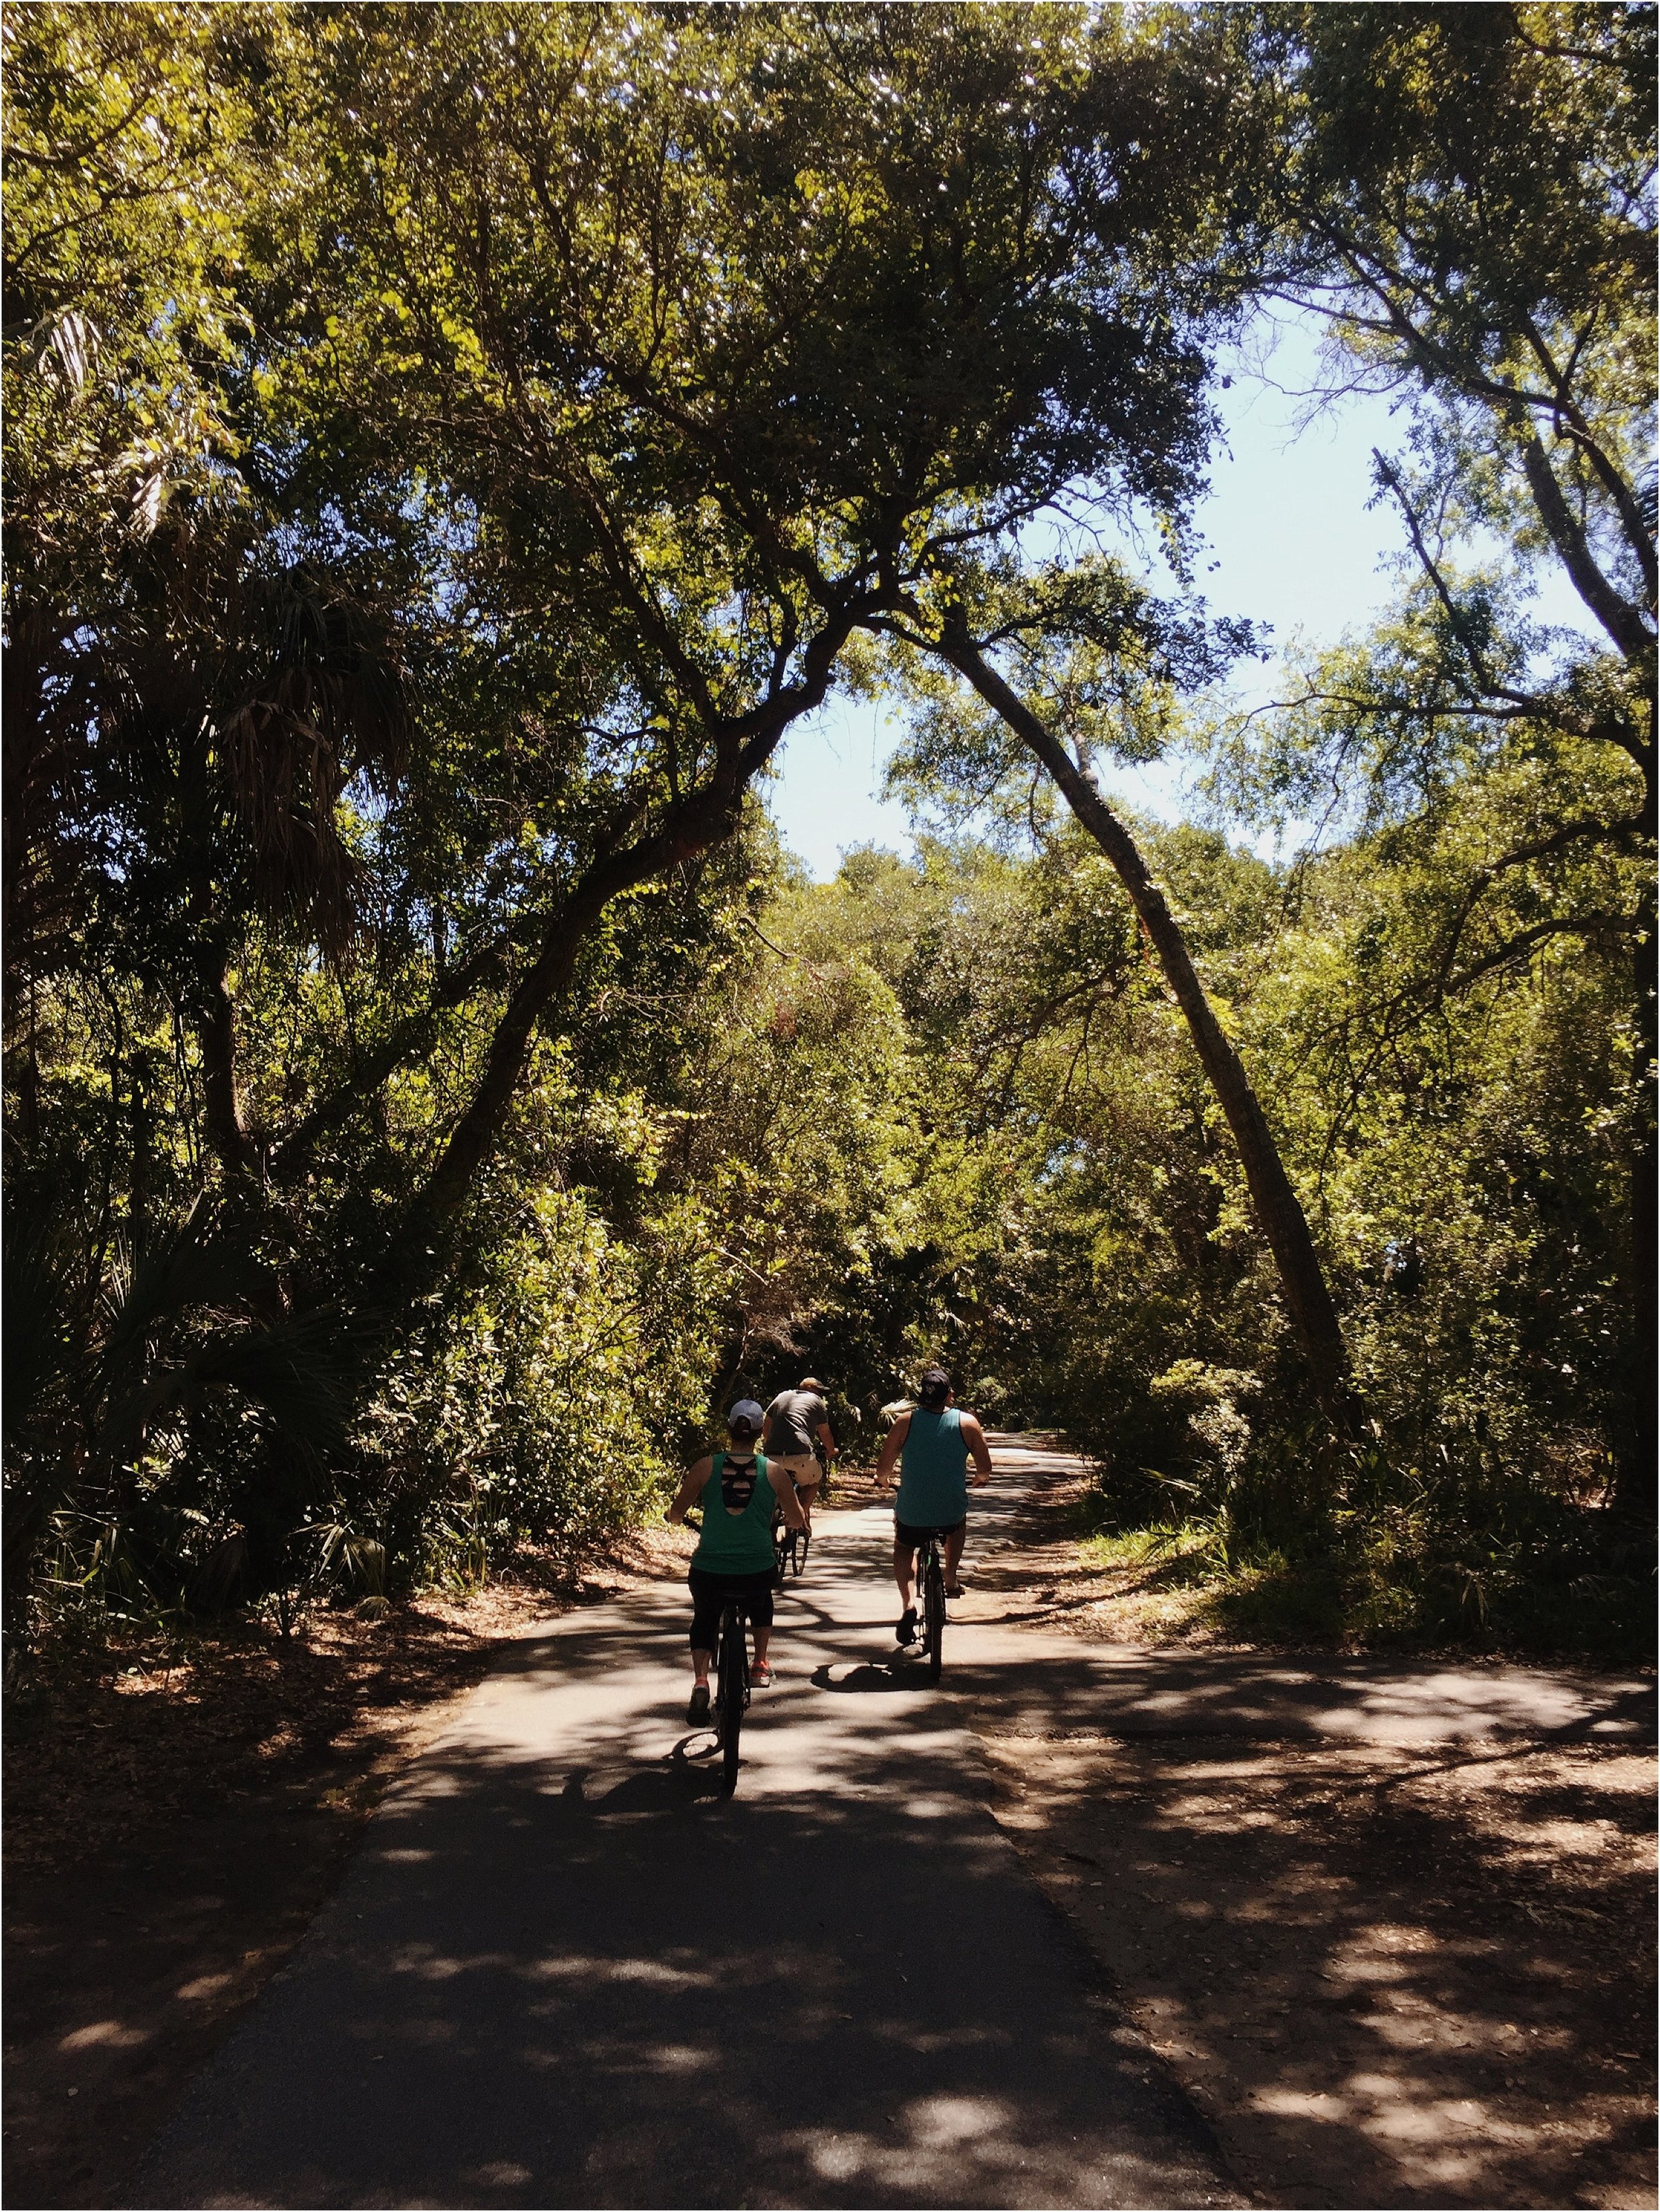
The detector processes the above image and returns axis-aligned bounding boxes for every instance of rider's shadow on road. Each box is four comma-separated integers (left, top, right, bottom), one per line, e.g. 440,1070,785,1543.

558,1750,729,1814
811,1659,928,1694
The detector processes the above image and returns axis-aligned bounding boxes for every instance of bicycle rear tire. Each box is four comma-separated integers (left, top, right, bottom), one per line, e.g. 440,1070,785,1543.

792,1527,810,1576
716,1603,745,1792
923,1544,944,1683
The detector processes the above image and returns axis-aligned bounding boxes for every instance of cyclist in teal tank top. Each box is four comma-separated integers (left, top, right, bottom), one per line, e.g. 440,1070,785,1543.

876,1367,993,1646
667,1399,805,1725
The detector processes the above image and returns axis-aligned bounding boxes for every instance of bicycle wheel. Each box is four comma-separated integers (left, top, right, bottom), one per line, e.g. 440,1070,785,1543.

791,1525,810,1577
923,1543,944,1683
716,1603,745,1792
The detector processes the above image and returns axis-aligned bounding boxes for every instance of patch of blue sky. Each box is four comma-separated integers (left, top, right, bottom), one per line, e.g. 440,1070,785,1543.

766,308,1602,880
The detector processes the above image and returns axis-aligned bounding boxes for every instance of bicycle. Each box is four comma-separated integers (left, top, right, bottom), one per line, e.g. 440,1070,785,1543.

683,1508,765,1793
773,1497,811,1580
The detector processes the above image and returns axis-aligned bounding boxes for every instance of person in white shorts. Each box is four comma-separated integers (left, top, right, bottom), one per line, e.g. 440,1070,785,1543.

762,1377,837,1533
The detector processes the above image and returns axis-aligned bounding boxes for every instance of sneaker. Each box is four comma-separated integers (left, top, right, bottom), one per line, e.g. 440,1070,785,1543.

687,1681,710,1726
751,1660,774,1688
895,1606,918,1646
944,1582,966,1600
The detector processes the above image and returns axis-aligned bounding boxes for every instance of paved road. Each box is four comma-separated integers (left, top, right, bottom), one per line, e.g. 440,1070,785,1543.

131,1437,1650,2209
132,1446,1240,2210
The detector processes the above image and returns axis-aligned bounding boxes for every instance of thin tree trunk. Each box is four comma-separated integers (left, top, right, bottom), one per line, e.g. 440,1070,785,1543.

940,630,1359,1431
1511,436,1656,1520
181,716,260,1184
1619,881,1657,1519
362,847,692,1305
384,861,627,1274
1389,414,1655,1505
193,939,260,1182
1516,430,1654,667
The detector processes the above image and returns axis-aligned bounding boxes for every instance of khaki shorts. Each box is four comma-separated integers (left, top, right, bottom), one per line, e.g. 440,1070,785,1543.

770,1453,821,1491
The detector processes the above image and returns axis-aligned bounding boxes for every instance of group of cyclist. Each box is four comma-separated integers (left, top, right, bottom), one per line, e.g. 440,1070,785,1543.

665,1369,993,1725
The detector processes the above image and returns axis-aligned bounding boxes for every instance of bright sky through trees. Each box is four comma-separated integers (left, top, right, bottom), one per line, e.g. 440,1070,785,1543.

766,307,1594,875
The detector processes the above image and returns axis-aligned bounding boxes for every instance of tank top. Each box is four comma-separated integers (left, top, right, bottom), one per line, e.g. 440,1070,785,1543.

896,1407,969,1526
690,1452,776,1574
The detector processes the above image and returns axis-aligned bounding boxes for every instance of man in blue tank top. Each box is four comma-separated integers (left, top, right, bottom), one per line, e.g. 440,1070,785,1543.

875,1367,993,1646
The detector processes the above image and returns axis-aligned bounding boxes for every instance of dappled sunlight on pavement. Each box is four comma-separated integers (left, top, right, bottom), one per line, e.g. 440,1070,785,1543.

128,1436,1652,2209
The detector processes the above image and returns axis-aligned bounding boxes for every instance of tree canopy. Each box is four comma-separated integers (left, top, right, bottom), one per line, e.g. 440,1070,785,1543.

3,1,1651,1657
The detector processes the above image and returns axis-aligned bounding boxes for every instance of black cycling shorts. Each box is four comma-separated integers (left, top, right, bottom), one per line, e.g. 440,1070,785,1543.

894,1515,965,1551
687,1565,775,1648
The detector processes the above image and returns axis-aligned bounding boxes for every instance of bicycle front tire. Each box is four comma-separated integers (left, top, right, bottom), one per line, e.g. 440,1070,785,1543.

716,1603,745,1792
923,1543,945,1683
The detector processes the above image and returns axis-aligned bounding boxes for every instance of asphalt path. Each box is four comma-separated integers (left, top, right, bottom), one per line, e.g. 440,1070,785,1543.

131,1445,1240,2211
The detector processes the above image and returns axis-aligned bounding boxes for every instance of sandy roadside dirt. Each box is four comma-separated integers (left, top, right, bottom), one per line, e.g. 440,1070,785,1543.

5,1468,1655,2211
983,1732,1654,2211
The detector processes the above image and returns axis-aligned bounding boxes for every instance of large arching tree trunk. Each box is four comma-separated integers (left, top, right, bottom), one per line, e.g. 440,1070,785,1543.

365,614,859,1308
940,631,1359,1433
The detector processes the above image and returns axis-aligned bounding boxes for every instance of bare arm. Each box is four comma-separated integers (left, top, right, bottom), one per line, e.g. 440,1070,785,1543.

958,1412,993,1486
815,1420,837,1461
876,1410,910,1488
667,1456,712,1525
770,1462,807,1530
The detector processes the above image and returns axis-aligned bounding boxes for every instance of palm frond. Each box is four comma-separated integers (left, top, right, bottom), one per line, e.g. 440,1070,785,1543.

218,565,412,957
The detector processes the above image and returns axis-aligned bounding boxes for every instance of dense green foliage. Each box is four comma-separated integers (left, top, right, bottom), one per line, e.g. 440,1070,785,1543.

770,816,1647,1651
3,2,1651,1656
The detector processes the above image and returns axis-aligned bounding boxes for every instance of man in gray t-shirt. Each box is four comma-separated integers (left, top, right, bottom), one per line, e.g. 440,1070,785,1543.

764,1379,837,1531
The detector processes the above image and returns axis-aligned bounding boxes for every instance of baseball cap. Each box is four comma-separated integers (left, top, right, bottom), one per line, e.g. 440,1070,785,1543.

728,1398,766,1435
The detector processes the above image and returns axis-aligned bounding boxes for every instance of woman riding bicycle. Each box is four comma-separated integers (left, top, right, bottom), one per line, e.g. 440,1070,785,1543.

876,1367,993,1646
667,1398,806,1725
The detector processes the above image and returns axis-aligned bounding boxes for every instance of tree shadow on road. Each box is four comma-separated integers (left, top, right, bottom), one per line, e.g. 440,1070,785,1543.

129,1701,1232,2212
